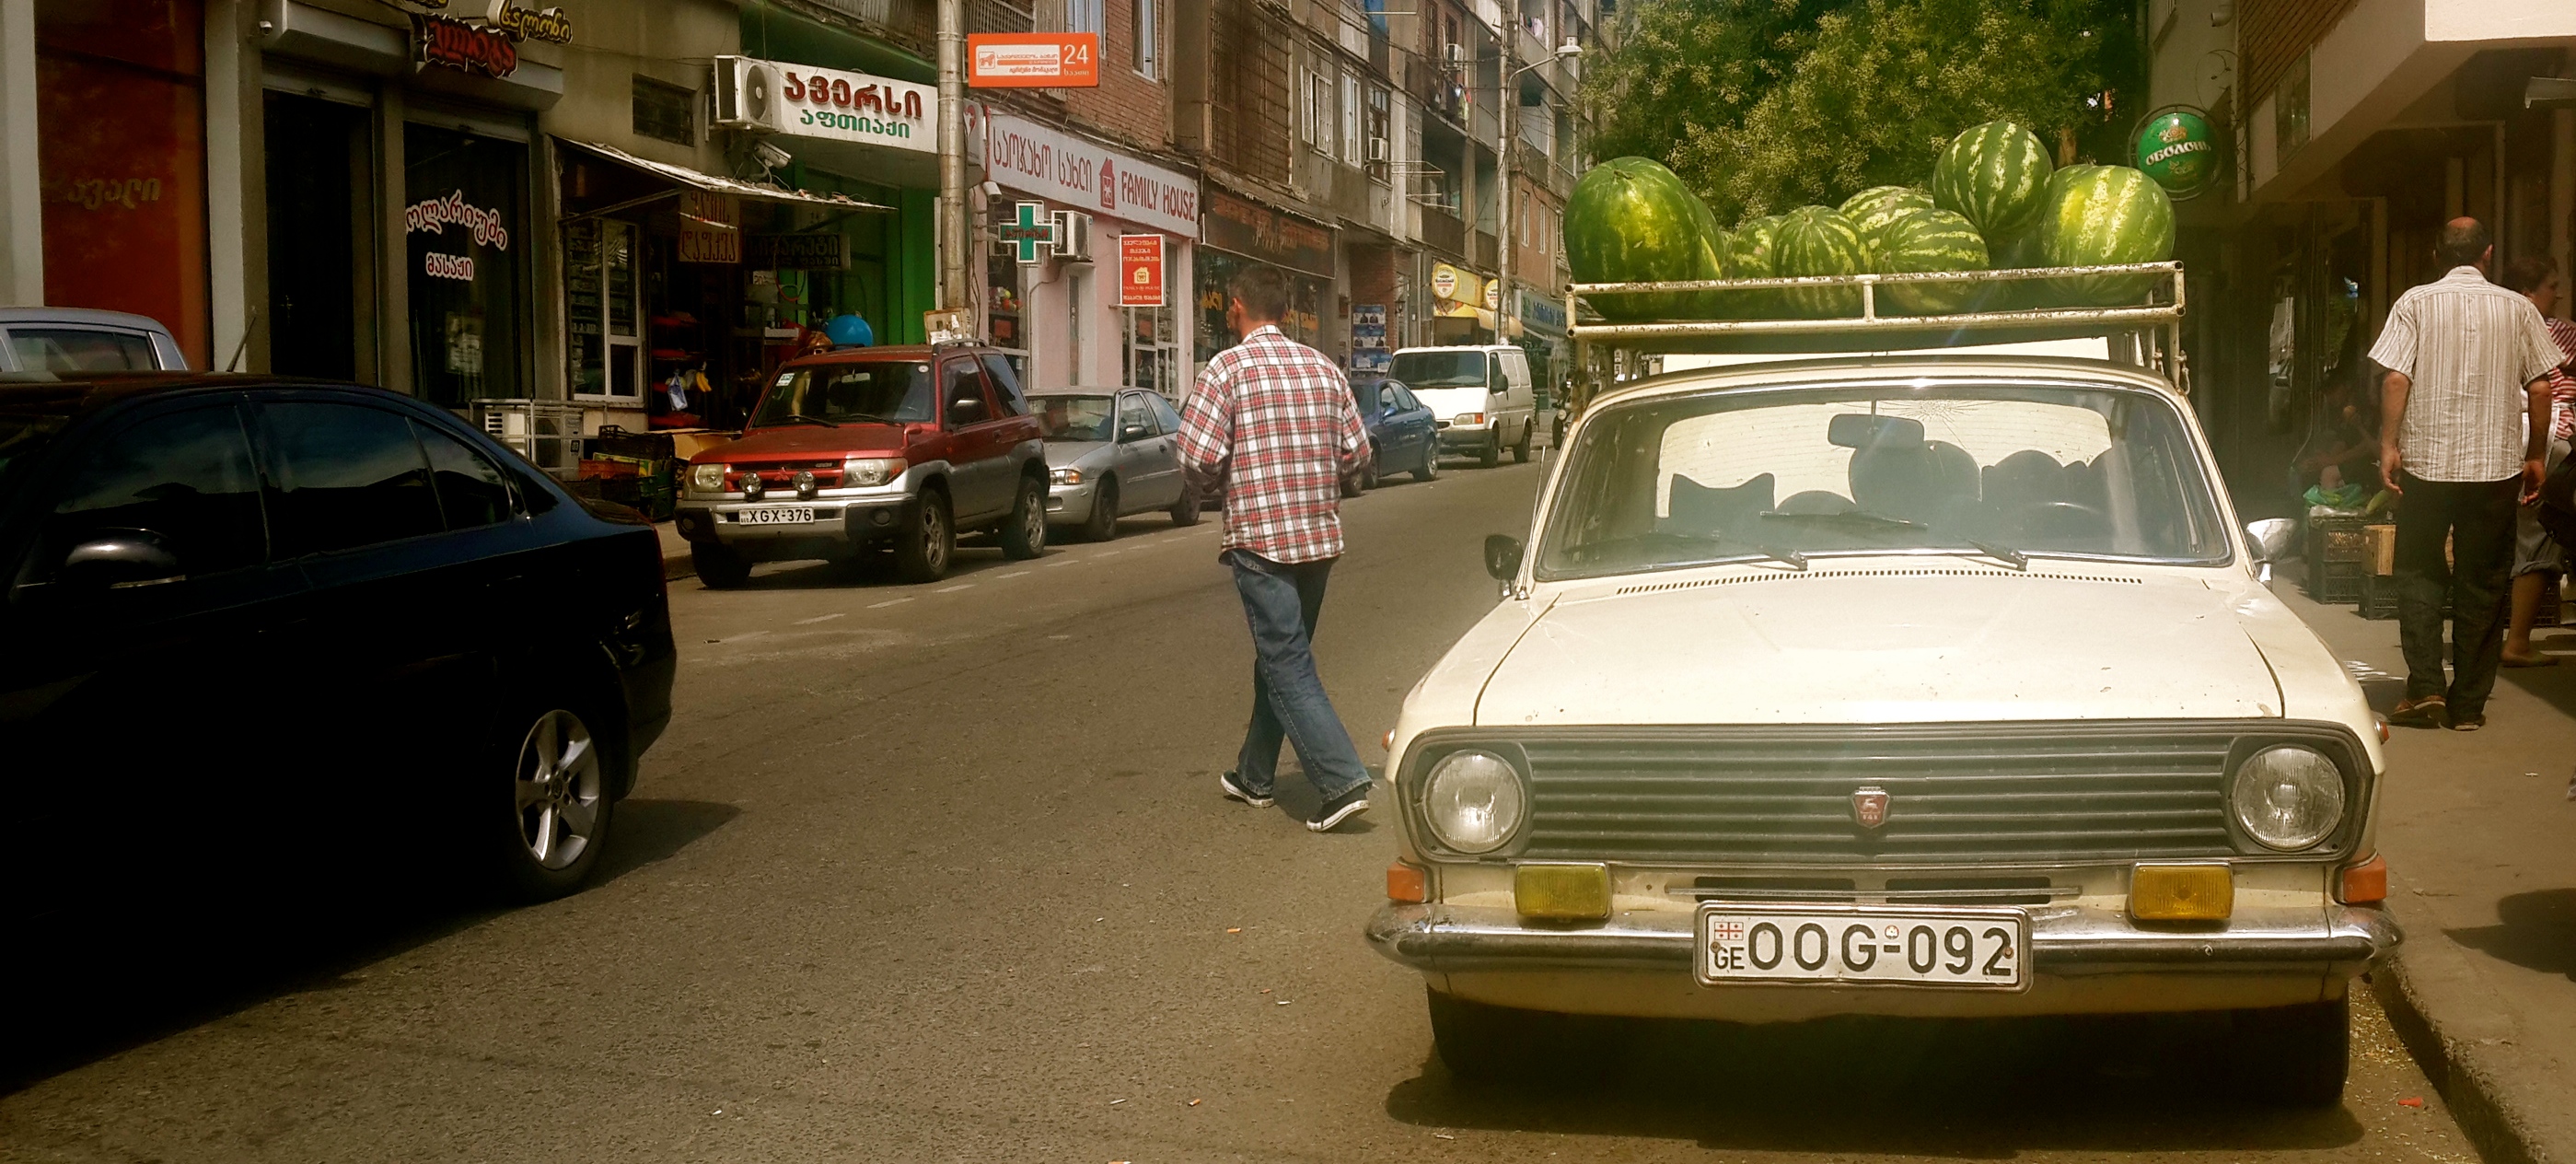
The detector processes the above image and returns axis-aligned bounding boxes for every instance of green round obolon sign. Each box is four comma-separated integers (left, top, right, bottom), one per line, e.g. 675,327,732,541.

2134,108,2217,200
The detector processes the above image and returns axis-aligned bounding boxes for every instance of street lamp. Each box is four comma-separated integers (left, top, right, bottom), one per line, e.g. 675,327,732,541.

1496,35,1581,347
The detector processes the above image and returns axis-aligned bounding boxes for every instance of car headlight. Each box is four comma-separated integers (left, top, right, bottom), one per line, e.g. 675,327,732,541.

841,457,905,487
2230,745,2346,851
1050,466,1084,485
689,462,726,491
1453,412,1485,426
1421,750,1526,855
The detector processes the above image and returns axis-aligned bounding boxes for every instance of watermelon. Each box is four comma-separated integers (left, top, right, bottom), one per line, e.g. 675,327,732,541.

1974,225,2048,308
1713,215,1784,318
1932,121,2054,239
1839,186,1935,256
2032,164,2176,305
1872,207,1988,315
1564,157,1722,320
1680,187,1735,315
1770,206,1870,317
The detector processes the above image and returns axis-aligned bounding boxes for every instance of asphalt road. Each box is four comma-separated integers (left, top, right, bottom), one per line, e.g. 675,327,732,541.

1,457,2484,1162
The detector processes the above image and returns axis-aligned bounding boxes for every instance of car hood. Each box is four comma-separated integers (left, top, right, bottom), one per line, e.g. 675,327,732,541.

1044,440,1110,469
1475,566,2285,726
1410,385,1493,421
701,423,907,460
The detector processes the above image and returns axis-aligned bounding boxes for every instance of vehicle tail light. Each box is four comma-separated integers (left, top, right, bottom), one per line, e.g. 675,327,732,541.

2129,864,2234,921
2338,853,2387,904
1387,861,1429,903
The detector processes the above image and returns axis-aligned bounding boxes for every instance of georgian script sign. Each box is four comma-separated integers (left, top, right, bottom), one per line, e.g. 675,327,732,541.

483,0,572,43
966,33,1100,88
412,12,517,78
981,112,1198,238
405,189,510,282
745,233,853,271
770,62,935,155
1201,189,1332,277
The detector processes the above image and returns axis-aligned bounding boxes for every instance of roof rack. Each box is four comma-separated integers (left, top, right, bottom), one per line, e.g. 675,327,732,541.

1566,261,2187,392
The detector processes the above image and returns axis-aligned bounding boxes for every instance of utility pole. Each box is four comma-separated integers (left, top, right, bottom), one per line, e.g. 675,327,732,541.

935,0,971,317
1496,12,1515,348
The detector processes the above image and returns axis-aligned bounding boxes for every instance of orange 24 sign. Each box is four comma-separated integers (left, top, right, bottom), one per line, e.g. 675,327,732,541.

967,33,1100,87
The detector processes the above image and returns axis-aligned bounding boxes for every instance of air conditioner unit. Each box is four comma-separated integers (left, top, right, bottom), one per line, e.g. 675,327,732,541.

1050,210,1093,262
713,56,779,131
1445,42,1466,64
1368,136,1390,163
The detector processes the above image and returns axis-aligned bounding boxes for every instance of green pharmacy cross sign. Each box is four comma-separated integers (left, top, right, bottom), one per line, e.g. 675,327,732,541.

2134,107,2217,201
1000,201,1054,264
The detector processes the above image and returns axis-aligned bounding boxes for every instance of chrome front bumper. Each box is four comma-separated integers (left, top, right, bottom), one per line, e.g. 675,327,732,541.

1367,902,2398,979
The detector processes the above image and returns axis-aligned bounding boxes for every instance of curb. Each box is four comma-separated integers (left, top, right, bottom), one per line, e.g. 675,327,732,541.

2370,876,2563,1164
663,547,696,582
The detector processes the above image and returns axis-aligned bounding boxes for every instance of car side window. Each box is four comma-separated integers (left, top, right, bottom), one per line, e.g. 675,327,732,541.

1118,393,1155,437
7,327,160,372
257,401,444,556
413,420,516,529
1146,392,1183,435
942,359,992,427
34,404,264,581
980,354,1029,416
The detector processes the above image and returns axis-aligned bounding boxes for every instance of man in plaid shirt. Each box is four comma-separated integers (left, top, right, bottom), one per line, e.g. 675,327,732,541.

1178,263,1375,832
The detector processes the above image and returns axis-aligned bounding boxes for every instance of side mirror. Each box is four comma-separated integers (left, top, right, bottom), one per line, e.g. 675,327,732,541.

58,529,184,590
1483,533,1524,581
2245,518,2298,582
947,397,985,425
1120,424,1149,441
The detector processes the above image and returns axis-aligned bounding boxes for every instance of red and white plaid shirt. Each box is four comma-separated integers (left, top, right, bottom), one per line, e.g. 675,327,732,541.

2547,316,2576,442
1178,325,1366,564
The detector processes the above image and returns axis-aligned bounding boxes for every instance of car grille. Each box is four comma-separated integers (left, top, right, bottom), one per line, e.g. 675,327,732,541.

1515,729,2239,866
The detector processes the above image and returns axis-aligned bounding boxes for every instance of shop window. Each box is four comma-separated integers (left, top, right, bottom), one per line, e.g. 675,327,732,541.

987,249,1027,353
39,404,262,581
632,76,696,146
564,218,643,402
404,124,528,408
1131,0,1155,78
257,402,444,557
1124,307,1178,397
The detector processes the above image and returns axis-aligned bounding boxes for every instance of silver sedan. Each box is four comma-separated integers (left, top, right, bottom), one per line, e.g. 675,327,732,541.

1032,387,1202,541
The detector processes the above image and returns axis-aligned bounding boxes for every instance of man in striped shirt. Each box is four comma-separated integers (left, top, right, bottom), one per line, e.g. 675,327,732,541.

2369,219,2564,730
1178,263,1375,832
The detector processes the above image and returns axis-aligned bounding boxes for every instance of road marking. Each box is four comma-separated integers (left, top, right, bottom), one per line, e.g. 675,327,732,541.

867,597,913,609
795,612,847,624
723,631,771,642
935,583,974,593
997,571,1031,579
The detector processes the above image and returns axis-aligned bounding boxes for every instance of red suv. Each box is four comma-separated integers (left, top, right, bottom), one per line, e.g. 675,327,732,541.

674,344,1048,586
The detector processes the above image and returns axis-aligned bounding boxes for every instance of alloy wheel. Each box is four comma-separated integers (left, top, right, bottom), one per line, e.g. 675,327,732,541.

923,501,950,572
514,709,603,870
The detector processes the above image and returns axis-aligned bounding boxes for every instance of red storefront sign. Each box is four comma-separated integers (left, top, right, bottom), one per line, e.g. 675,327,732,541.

412,12,518,78
966,33,1099,87
1118,235,1165,308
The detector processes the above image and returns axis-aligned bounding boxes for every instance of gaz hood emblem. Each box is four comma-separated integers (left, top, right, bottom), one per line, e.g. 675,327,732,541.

1851,786,1890,830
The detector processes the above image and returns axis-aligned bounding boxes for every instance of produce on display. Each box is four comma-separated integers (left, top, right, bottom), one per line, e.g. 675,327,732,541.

2032,163,2176,306
1563,156,1725,320
1932,120,2054,239
1770,206,1871,317
1725,215,1783,278
1839,186,1936,255
1871,207,1989,315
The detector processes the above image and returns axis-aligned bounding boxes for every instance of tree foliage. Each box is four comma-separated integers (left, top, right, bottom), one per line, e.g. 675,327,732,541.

1583,0,2140,226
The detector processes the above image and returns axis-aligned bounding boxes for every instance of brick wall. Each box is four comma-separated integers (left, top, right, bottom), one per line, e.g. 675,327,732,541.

1060,0,1171,154
2240,0,2359,109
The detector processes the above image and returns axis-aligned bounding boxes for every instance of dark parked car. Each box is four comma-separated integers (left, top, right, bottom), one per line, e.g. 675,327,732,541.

1344,373,1438,495
1,376,675,912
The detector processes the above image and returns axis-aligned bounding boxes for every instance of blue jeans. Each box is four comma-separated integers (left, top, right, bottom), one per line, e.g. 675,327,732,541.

1224,549,1372,801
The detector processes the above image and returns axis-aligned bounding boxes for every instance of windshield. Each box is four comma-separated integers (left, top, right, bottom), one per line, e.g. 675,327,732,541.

1536,380,2229,579
1033,394,1117,441
752,362,934,427
1390,351,1489,390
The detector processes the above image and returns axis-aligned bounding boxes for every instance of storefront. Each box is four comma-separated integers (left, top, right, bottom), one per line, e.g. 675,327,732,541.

1427,262,1501,346
33,0,211,367
1196,187,1333,366
1514,286,1567,398
983,111,1200,394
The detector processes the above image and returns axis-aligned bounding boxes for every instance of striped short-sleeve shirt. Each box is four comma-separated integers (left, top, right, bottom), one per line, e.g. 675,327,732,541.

2367,266,2563,482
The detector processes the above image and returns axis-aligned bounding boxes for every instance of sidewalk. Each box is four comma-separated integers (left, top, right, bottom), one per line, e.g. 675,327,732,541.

2277,577,2575,1164
656,519,694,582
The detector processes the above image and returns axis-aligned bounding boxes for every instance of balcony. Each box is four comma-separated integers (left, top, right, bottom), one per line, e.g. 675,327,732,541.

1420,206,1466,257
1475,229,1499,271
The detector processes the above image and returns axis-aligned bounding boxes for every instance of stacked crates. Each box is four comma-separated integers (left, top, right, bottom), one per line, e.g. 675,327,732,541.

582,427,679,520
2303,515,2375,604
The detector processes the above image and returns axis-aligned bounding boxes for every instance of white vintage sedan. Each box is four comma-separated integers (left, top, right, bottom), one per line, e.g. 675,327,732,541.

1371,354,2395,1107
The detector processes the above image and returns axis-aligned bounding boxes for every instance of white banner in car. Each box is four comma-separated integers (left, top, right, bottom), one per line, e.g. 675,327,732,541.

981,111,1199,239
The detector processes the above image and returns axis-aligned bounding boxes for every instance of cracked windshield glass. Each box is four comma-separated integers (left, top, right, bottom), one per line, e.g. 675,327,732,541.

1539,381,2230,579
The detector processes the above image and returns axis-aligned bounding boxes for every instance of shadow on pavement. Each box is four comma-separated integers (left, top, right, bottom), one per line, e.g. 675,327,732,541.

2495,627,2576,720
0,797,737,1097
1383,1011,2367,1154
2446,888,2576,982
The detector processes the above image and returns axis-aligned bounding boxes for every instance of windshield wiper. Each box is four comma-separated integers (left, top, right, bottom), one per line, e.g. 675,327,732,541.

774,413,841,428
1757,508,1927,530
1964,539,2028,571
1577,530,1808,571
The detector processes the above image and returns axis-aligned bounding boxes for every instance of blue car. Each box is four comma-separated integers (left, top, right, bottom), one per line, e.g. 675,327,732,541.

1344,374,1439,495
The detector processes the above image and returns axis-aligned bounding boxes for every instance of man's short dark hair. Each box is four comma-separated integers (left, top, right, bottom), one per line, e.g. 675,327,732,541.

1227,264,1291,322
2501,255,2559,294
2435,218,2490,268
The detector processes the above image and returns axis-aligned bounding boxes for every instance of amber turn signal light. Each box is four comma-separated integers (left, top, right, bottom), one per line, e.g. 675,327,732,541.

1514,863,1611,921
1387,861,1429,903
2129,863,2234,921
2339,853,2388,904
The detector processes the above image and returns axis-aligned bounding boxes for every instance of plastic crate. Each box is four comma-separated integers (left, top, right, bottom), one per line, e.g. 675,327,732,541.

2360,572,2399,620
593,425,676,461
2309,559,2364,603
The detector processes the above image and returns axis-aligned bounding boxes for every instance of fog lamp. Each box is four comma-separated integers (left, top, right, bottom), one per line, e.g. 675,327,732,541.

2129,864,2234,921
1514,863,1610,921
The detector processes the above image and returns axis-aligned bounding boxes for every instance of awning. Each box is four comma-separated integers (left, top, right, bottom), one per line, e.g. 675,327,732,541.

554,139,892,221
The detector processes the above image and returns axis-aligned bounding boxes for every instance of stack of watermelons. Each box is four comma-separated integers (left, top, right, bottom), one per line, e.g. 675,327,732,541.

1565,120,2176,321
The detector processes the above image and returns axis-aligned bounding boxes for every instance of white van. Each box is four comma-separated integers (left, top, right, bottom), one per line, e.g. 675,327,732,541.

1389,344,1537,467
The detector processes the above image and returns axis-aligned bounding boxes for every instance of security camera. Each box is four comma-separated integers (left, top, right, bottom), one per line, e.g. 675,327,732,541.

751,140,793,171
979,180,1003,197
